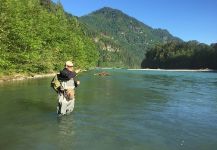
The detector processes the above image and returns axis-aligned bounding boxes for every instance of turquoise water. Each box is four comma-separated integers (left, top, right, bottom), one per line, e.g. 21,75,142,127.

0,69,217,150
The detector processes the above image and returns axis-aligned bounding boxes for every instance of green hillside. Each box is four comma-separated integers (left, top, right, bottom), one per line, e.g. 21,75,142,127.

0,0,99,76
79,7,181,68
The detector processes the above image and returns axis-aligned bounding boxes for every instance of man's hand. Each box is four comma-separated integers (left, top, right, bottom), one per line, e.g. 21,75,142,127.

75,69,81,73
74,80,80,87
76,81,80,85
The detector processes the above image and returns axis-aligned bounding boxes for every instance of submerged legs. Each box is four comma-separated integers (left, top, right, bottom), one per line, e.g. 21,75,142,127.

57,93,75,116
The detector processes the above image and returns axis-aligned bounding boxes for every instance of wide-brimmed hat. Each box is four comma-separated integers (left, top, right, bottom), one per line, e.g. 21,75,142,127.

65,61,74,67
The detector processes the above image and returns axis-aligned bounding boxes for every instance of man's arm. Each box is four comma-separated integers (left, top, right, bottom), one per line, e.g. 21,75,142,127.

75,69,81,73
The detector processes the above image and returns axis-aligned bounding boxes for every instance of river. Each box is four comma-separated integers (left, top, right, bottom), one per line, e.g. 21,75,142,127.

0,69,217,150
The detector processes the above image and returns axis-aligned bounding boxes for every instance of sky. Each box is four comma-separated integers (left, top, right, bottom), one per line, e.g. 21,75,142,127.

53,0,217,45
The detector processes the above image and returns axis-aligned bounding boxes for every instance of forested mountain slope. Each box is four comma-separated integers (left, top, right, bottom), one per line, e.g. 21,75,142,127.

79,7,181,68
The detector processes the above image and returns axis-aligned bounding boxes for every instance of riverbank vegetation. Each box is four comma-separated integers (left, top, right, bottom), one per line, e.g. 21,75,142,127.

141,41,217,69
0,0,99,75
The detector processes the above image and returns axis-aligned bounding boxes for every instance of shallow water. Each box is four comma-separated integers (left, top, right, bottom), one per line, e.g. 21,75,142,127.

0,69,217,150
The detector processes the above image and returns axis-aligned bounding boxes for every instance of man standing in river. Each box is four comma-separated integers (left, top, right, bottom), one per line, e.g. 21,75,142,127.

57,61,80,115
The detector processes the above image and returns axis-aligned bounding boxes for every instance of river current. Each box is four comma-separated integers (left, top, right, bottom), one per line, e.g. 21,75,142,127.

0,69,217,150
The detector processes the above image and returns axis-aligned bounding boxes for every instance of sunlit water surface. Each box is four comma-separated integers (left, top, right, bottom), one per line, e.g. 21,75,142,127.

0,69,217,150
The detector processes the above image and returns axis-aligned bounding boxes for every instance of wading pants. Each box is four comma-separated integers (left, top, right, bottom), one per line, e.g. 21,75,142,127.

57,92,75,115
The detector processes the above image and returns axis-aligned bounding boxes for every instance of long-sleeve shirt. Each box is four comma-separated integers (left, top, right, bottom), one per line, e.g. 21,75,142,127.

59,68,76,81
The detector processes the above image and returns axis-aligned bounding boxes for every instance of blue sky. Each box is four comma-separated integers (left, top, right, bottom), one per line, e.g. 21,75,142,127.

53,0,217,44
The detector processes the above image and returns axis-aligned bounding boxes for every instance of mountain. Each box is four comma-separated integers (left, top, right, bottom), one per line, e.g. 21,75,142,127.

79,7,182,68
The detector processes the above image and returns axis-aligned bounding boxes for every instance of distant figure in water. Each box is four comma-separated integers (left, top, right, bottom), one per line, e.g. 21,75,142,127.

57,61,80,116
95,71,110,76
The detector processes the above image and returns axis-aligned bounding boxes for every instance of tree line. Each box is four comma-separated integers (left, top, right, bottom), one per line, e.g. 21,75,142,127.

141,41,217,69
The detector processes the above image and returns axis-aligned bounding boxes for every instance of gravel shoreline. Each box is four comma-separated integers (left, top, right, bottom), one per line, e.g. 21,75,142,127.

127,68,216,72
0,73,56,83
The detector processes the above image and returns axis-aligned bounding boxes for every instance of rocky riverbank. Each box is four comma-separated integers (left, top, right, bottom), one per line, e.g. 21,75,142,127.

0,73,56,83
